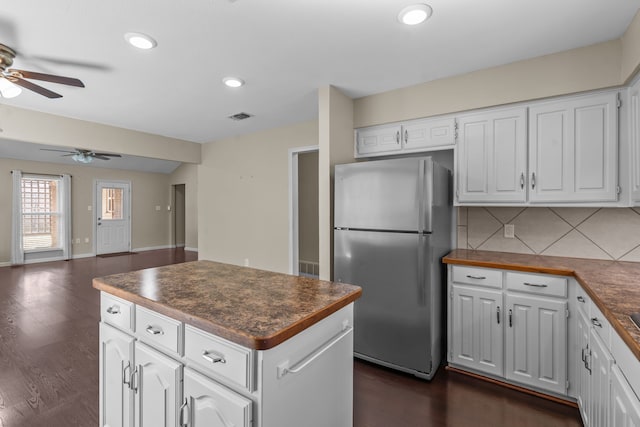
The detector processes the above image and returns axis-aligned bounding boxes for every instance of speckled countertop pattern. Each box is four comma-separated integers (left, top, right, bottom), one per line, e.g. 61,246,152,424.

93,260,362,350
443,249,640,361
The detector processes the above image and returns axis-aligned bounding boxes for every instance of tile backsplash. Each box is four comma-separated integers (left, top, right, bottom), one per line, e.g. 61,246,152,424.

457,207,640,261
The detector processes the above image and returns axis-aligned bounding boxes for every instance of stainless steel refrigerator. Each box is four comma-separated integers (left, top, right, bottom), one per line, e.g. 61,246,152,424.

333,156,452,380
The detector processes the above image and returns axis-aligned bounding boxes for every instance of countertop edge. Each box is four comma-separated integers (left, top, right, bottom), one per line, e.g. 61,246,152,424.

442,254,640,362
93,278,362,350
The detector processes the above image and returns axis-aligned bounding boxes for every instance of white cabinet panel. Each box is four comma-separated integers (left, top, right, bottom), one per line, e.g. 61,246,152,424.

529,92,618,203
589,329,613,427
505,293,567,394
576,309,591,426
100,323,134,427
402,117,455,151
450,285,503,377
134,342,182,427
355,124,402,156
183,368,252,427
610,365,640,427
457,107,527,203
630,79,640,204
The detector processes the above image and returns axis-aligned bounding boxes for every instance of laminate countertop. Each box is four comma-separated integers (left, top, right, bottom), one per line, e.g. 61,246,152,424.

443,249,640,361
93,260,362,350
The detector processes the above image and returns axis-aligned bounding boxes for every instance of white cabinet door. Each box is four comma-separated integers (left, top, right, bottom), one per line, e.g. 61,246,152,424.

100,322,134,427
505,294,567,395
134,342,182,427
355,124,402,156
402,117,455,151
183,368,252,427
630,81,640,203
589,329,613,427
457,107,527,203
576,309,591,426
450,285,503,376
529,93,618,203
610,365,640,427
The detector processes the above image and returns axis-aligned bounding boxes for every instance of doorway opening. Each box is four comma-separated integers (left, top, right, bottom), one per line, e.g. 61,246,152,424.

288,145,319,277
172,184,186,248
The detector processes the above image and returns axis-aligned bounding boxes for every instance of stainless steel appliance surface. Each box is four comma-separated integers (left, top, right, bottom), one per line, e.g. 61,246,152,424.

333,156,452,380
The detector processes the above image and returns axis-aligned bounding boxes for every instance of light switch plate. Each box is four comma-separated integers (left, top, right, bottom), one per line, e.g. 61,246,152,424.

504,224,515,239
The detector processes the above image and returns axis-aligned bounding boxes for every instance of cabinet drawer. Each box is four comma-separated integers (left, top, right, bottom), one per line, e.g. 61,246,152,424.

451,265,502,289
135,305,183,356
101,292,134,332
589,300,611,347
505,272,567,297
184,325,254,391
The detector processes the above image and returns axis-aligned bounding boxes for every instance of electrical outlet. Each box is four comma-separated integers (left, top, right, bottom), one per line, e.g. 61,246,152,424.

504,224,515,239
155,205,161,211
84,237,90,243
88,205,92,211
244,258,250,267
75,238,80,244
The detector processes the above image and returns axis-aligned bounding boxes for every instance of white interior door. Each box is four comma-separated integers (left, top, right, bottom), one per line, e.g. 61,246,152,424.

96,180,131,255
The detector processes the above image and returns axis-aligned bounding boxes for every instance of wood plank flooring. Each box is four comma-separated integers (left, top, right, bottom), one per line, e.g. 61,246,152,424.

0,249,582,426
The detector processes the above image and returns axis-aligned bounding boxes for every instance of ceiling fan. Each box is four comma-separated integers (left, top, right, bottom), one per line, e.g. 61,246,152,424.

40,148,122,164
0,43,84,99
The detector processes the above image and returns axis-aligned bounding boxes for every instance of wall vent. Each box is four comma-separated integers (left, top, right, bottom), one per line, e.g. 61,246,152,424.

228,112,253,121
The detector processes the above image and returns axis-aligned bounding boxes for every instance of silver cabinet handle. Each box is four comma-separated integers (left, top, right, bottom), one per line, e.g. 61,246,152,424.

497,306,501,325
123,361,131,388
523,282,548,288
278,326,353,379
395,131,400,144
591,318,602,328
531,172,536,189
131,367,139,393
202,350,226,364
179,398,189,427
508,309,513,328
106,305,120,314
466,275,486,280
404,129,408,144
146,325,164,335
577,296,585,303
520,173,525,189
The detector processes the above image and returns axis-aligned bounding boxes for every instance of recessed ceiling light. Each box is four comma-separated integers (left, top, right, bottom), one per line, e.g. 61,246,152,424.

222,77,245,88
398,4,432,25
124,32,157,50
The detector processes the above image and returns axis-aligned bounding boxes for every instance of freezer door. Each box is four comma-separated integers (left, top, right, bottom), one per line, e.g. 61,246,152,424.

334,157,433,232
334,229,433,374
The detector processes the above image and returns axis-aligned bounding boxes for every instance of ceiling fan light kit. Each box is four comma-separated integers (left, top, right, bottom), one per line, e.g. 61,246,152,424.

0,76,21,98
72,153,93,163
124,32,157,50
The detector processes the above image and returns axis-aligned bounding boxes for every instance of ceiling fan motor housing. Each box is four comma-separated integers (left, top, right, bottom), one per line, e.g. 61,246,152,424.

0,44,16,71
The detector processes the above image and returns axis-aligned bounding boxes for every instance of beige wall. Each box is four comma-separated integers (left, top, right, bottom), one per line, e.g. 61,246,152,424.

0,104,201,163
354,40,622,128
0,158,172,263
457,207,640,261
169,163,198,251
318,86,355,280
622,10,640,83
298,151,319,264
198,120,318,273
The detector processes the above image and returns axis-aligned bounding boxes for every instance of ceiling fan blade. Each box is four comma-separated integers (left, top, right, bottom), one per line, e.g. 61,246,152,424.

92,152,122,157
9,69,84,87
39,148,76,153
92,155,111,161
9,76,62,98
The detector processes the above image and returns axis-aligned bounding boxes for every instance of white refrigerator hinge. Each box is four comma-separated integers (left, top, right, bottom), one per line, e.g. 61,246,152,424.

617,93,622,108
617,185,621,195
566,380,570,390
566,309,570,319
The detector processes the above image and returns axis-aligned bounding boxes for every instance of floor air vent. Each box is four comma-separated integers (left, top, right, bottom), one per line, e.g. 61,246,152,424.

228,112,253,121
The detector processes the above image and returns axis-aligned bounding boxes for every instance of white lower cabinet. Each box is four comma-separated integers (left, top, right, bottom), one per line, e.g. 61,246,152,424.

448,266,568,397
504,293,567,395
100,293,355,427
610,365,640,426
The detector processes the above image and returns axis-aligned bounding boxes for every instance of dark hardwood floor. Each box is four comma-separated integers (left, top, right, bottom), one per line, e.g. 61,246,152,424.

0,249,582,426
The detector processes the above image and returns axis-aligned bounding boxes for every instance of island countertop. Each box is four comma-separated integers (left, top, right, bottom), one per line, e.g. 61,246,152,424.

443,249,640,362
92,260,362,350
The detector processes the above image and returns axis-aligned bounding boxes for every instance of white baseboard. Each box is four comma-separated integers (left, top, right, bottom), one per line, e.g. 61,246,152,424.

132,245,174,252
0,261,10,267
73,253,96,259
24,256,66,265
185,247,198,252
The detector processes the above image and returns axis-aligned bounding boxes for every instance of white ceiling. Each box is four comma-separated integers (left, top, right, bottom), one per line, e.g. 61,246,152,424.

0,0,638,147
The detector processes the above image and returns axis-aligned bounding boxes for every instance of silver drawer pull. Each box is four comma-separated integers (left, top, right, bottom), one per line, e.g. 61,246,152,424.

466,275,486,280
591,318,603,328
146,325,164,335
106,305,120,314
577,296,585,303
202,350,226,364
523,282,548,288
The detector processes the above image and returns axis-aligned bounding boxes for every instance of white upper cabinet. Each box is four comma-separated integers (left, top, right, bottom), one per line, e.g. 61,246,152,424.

630,78,640,204
457,107,527,203
354,116,455,158
528,92,619,203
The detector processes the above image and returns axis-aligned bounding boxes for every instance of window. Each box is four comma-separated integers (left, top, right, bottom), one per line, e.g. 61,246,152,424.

21,176,62,251
101,187,123,220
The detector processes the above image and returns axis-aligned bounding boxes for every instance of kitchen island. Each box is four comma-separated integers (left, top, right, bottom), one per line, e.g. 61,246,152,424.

93,260,362,427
